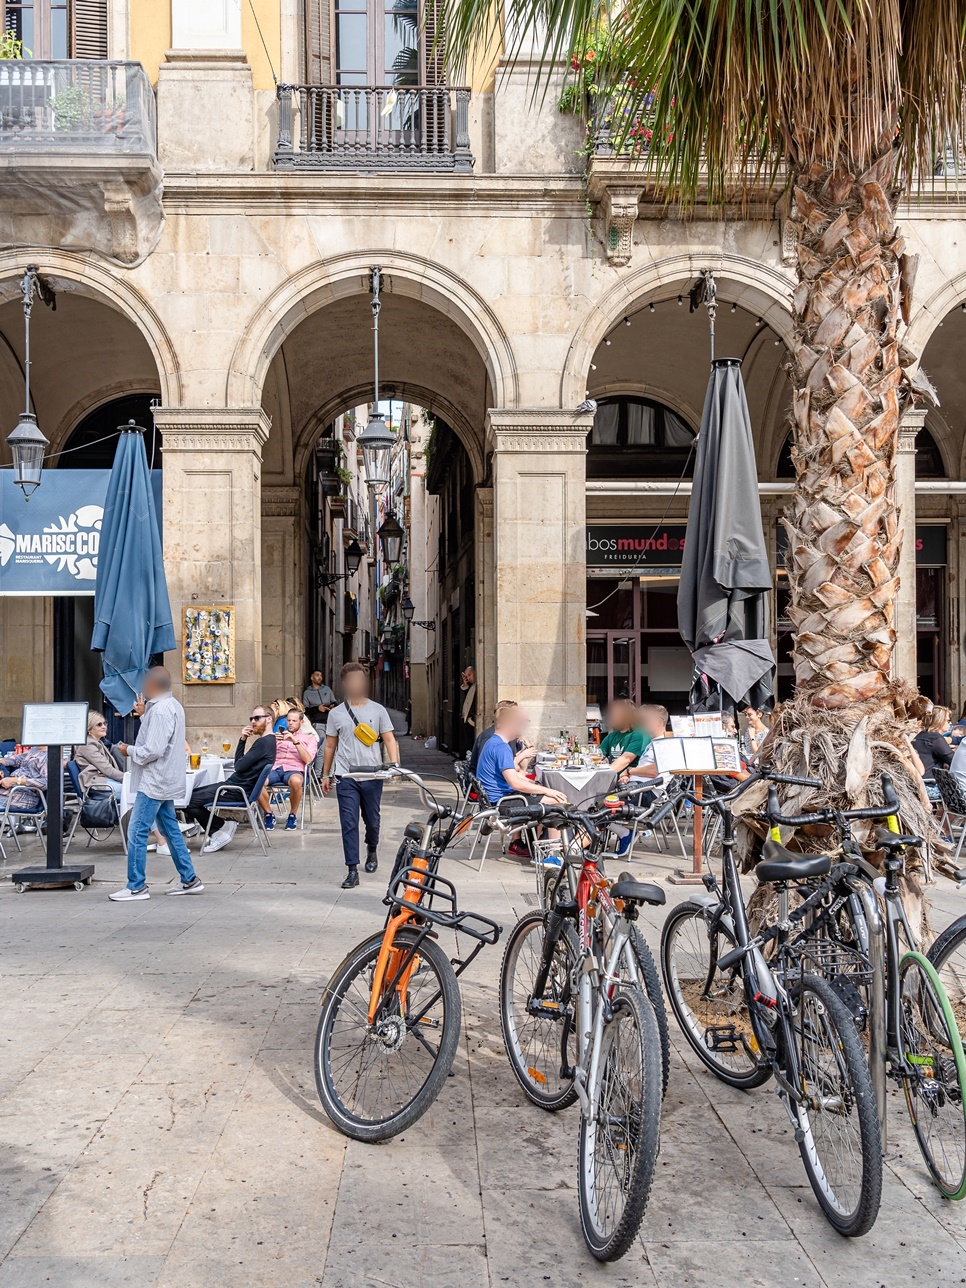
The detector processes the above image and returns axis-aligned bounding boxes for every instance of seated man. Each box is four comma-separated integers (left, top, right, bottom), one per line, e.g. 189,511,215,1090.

475,703,568,863
260,707,318,830
599,698,647,773
468,700,534,778
622,704,670,802
184,707,276,853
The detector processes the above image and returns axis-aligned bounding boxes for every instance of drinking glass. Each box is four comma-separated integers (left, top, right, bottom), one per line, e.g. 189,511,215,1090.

222,739,232,754
189,753,201,770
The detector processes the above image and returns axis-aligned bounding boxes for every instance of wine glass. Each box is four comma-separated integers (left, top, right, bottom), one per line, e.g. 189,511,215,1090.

222,737,232,755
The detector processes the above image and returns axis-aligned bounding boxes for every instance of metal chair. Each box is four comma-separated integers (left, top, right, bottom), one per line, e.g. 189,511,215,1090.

267,769,312,829
933,768,966,863
64,759,124,852
0,786,47,852
202,764,274,856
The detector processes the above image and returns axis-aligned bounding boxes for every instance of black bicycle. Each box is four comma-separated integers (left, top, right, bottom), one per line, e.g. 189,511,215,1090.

661,770,883,1236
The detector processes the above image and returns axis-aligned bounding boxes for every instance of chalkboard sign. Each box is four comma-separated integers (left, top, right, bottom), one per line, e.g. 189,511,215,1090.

22,701,89,746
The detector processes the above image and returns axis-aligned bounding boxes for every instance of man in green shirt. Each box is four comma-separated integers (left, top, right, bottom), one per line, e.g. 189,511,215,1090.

599,699,650,773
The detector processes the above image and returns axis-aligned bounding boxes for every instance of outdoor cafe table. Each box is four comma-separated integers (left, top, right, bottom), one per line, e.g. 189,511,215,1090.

119,756,226,819
537,764,618,809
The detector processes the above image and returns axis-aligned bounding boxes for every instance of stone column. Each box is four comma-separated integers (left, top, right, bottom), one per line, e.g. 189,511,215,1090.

261,486,304,701
153,408,269,742
474,485,495,724
894,409,923,689
487,409,592,740
157,0,254,171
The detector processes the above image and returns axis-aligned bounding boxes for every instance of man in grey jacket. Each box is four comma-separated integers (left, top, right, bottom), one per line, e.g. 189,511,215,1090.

109,667,204,901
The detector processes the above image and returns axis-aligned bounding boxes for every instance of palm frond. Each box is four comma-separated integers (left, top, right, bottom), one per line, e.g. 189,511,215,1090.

440,0,966,203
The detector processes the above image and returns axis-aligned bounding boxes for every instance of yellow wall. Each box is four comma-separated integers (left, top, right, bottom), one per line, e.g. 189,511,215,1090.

128,0,281,92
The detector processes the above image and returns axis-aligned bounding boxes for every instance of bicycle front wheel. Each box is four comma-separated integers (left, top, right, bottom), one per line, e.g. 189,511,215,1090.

926,914,966,1044
578,986,662,1261
899,951,966,1200
661,899,771,1089
315,928,462,1142
788,974,882,1237
500,910,578,1111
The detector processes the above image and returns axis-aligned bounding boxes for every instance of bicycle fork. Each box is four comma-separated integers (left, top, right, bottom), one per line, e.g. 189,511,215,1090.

574,922,634,1119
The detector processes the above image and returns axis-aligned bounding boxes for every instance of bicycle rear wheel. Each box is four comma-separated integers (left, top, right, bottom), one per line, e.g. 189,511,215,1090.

500,910,578,1111
661,900,771,1089
578,986,662,1261
627,925,670,1099
315,928,462,1142
788,974,882,1237
899,951,966,1200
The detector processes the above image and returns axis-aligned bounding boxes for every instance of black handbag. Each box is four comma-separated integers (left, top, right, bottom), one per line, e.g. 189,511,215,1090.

80,789,118,829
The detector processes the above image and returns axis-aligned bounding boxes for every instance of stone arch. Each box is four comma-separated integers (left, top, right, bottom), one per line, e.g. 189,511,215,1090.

227,250,520,417
903,274,966,357
562,253,795,407
292,383,486,485
0,249,182,406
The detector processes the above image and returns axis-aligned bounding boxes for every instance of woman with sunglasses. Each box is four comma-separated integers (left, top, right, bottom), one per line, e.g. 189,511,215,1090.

74,710,124,800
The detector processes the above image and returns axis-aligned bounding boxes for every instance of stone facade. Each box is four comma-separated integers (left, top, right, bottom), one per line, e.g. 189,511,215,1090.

0,1,965,737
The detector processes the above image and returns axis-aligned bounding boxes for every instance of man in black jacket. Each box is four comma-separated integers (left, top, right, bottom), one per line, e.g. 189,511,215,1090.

183,707,276,853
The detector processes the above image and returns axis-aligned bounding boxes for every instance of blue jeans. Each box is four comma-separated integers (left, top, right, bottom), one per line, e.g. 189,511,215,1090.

127,792,196,891
335,778,382,868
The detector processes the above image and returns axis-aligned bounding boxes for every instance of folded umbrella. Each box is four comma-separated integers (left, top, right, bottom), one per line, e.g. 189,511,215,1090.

677,359,775,711
91,422,174,714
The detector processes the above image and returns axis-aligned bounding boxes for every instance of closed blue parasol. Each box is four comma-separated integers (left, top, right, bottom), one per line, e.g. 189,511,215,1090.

91,422,174,714
677,359,775,712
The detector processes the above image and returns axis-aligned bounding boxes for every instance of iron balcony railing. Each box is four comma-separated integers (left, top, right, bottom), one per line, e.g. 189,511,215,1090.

275,84,473,172
0,60,156,153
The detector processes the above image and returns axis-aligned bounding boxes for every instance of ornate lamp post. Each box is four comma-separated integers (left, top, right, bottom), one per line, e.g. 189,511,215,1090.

8,266,54,498
357,265,394,489
377,513,404,566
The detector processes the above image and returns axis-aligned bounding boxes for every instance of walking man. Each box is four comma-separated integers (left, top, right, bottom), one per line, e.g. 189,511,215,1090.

183,705,276,853
109,666,204,901
321,662,399,889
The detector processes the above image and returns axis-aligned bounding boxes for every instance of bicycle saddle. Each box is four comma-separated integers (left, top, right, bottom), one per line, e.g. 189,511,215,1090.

611,873,666,906
756,840,831,884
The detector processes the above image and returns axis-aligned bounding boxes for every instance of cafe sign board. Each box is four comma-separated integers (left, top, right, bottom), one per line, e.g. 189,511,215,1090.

0,470,162,595
586,525,687,569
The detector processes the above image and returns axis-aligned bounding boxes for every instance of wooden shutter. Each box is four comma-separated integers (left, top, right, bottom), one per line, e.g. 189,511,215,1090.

419,0,445,85
71,0,109,58
305,0,333,83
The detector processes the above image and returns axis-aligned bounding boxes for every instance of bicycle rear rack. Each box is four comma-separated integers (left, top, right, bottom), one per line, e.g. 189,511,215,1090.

386,864,502,947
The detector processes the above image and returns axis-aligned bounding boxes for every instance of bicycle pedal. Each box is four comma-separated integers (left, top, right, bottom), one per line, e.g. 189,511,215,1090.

704,1024,740,1054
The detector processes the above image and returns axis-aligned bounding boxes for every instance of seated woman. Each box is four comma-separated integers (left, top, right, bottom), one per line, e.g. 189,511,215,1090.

0,745,48,816
74,711,124,800
913,704,953,801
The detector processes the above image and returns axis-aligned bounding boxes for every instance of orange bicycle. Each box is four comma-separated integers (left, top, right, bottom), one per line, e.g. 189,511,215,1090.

315,766,501,1141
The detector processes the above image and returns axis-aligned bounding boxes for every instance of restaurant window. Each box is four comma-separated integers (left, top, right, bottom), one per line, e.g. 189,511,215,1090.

587,396,695,480
2,0,107,59
306,0,444,85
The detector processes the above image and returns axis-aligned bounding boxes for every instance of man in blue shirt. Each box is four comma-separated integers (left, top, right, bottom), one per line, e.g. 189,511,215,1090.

476,703,569,808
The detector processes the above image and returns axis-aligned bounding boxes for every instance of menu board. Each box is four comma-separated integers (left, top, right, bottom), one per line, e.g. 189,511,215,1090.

653,736,743,775
22,701,89,746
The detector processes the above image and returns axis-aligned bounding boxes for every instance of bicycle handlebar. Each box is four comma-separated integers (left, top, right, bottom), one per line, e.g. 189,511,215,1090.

337,764,453,817
764,771,902,829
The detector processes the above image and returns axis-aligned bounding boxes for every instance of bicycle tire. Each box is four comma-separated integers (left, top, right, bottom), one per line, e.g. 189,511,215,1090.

628,925,671,1099
661,900,771,1089
315,928,462,1142
926,914,966,1046
500,910,579,1111
787,974,882,1237
898,951,966,1200
577,986,662,1261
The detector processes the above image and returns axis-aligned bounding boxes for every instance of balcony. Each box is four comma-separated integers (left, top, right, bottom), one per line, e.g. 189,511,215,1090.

274,84,473,173
0,60,162,264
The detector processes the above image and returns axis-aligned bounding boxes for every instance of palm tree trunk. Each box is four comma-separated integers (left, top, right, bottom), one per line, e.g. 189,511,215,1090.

783,149,909,710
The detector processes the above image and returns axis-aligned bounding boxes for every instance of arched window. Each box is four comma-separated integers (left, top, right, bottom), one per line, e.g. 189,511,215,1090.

58,394,160,469
775,426,946,480
587,395,695,479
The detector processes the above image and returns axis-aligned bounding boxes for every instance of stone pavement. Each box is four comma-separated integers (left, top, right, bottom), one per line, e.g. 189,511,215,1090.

2,739,966,1287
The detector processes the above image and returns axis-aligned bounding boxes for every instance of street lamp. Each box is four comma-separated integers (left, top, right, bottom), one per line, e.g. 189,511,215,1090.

401,595,415,623
8,266,54,498
357,264,395,490
344,538,364,576
377,513,404,566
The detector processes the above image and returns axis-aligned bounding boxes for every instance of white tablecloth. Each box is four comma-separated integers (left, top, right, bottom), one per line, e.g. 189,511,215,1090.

537,765,618,809
120,758,226,818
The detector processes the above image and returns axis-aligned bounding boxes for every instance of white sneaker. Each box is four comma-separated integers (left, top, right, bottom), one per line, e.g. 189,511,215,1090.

109,887,150,901
202,828,233,854
165,876,205,895
156,842,172,857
